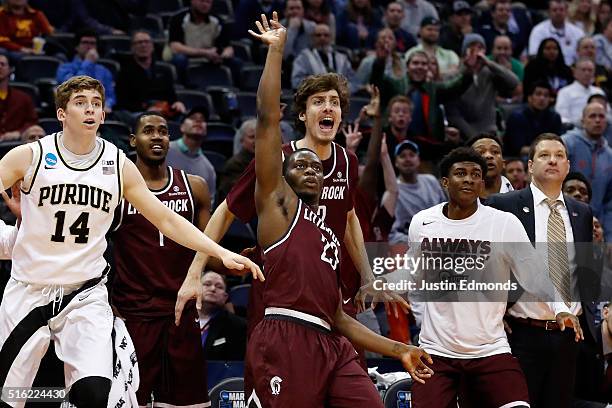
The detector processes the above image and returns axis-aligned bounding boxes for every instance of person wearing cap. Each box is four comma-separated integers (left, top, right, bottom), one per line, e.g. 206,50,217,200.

398,0,438,37
439,0,473,56
445,33,519,139
388,139,446,246
166,106,217,205
477,0,531,58
405,16,461,79
562,101,612,241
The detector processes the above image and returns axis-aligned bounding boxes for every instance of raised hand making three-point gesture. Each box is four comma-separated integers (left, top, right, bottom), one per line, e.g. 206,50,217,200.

248,12,287,49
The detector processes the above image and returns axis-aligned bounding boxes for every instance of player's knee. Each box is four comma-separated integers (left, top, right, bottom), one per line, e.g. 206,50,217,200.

69,376,110,407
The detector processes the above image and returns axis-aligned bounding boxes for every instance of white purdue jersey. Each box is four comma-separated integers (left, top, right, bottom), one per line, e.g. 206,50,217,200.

11,133,124,285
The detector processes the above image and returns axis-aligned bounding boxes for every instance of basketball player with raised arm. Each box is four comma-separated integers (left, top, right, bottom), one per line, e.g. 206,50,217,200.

244,14,433,408
0,76,260,407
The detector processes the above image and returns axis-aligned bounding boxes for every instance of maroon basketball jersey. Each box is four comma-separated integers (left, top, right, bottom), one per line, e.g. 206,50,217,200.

227,141,358,241
262,199,341,324
112,167,196,318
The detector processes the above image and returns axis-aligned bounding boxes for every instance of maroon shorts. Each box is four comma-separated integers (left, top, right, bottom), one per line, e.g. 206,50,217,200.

411,353,530,408
123,307,209,406
245,315,382,408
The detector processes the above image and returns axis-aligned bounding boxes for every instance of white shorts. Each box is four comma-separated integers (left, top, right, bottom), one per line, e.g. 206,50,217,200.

0,277,113,407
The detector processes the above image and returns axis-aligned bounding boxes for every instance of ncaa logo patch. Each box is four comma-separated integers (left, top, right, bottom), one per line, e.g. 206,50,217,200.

45,153,58,167
270,376,282,396
218,389,245,408
396,390,411,408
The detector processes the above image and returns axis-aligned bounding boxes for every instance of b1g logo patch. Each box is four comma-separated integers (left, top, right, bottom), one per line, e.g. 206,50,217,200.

45,153,58,168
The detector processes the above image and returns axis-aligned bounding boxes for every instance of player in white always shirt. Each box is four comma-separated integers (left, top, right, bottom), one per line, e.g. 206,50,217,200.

404,147,582,408
0,76,261,408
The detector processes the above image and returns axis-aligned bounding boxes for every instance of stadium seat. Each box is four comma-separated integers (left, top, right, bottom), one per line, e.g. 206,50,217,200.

348,96,370,122
208,377,245,406
207,122,235,140
10,82,40,107
203,139,233,158
203,150,227,173
167,120,181,141
228,284,251,309
237,92,257,118
383,378,412,408
36,78,58,116
46,32,75,57
99,35,132,57
39,118,62,135
230,40,253,64
100,121,131,143
97,58,121,77
15,56,61,83
146,0,183,13
130,14,165,39
211,0,234,19
239,65,264,92
154,61,178,83
186,63,233,90
175,89,217,120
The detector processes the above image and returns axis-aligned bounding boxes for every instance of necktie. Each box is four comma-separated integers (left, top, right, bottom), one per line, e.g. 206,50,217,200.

545,198,571,306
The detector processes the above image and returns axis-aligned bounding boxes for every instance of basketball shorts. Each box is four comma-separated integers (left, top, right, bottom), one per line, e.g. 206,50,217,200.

411,353,530,408
0,277,113,408
245,307,382,408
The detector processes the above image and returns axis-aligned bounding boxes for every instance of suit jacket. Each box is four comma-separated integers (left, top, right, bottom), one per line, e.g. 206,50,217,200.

486,187,599,343
574,325,610,407
203,310,247,361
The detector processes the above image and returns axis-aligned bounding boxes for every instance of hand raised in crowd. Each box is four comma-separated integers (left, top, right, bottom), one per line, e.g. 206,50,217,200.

342,121,362,154
248,12,287,50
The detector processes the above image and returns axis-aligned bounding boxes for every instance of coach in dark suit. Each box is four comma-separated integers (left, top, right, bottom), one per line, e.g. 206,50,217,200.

199,272,247,361
486,133,599,408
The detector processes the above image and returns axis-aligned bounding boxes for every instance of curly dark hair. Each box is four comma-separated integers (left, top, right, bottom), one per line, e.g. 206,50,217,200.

439,147,488,179
292,73,350,135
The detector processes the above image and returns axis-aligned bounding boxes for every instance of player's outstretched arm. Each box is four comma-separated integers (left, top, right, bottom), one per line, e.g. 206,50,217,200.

123,159,262,275
333,298,433,383
249,12,286,200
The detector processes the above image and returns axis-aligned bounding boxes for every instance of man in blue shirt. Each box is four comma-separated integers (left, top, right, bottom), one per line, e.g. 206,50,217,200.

56,28,116,112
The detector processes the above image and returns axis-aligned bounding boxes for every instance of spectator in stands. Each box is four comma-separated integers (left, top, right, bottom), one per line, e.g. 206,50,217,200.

446,33,519,139
406,17,460,79
167,0,237,83
555,57,604,125
371,50,474,160
218,119,255,203
562,171,592,203
336,0,382,49
439,0,473,57
198,271,247,361
235,0,285,39
388,140,446,245
291,23,357,92
0,0,52,62
383,95,413,162
594,17,612,71
20,124,44,142
576,35,611,98
588,92,612,145
569,0,596,35
166,106,217,205
562,101,612,241
116,30,185,115
468,133,514,198
0,54,37,141
505,81,563,156
56,29,116,112
595,1,611,33
355,28,404,92
281,0,316,63
523,38,574,100
29,0,125,35
476,0,532,58
489,35,524,102
399,0,438,37
529,0,585,65
383,2,416,53
504,157,528,190
302,0,336,43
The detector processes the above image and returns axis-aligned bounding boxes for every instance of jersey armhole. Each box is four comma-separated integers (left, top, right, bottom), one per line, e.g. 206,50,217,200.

21,140,43,195
181,170,196,224
117,149,126,200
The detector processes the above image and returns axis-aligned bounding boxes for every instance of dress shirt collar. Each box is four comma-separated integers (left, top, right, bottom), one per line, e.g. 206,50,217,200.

530,182,566,209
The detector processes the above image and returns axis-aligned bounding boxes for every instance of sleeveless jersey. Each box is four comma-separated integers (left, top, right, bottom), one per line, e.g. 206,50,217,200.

12,133,123,285
262,200,342,325
112,167,196,318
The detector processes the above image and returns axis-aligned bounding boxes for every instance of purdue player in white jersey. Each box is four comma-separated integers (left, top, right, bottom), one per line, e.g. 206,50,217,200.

0,76,261,408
